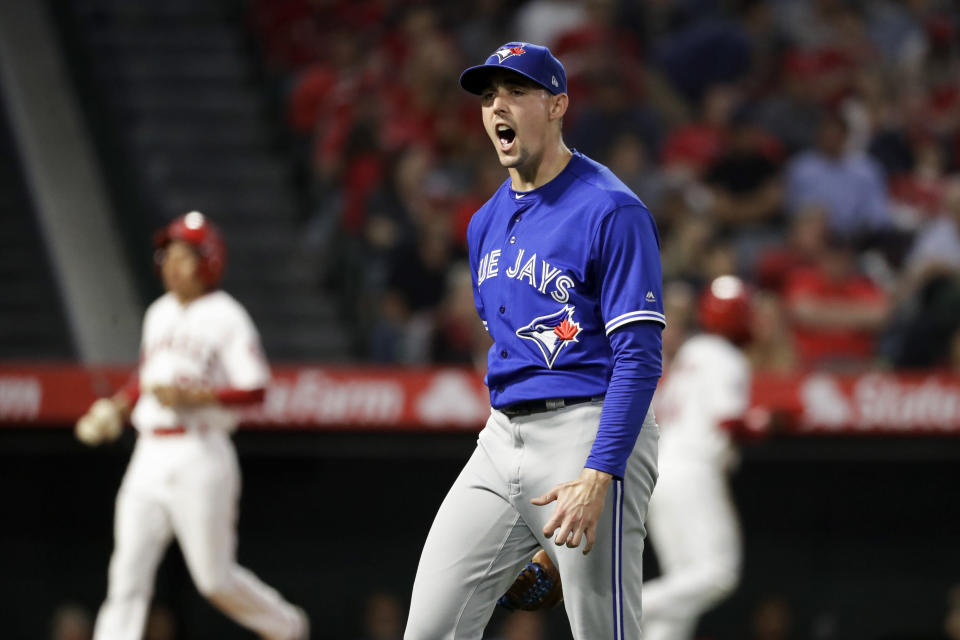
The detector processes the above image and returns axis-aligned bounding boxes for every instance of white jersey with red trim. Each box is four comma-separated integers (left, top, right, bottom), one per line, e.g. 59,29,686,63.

653,333,750,463
92,288,305,640
130,290,269,434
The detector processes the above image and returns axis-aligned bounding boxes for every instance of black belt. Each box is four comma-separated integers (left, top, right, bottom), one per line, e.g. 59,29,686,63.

499,395,604,418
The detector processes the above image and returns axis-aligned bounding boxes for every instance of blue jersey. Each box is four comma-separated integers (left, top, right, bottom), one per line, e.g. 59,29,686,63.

468,151,665,408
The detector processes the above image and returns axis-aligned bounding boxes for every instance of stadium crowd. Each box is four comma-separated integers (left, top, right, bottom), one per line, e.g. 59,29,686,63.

248,0,960,372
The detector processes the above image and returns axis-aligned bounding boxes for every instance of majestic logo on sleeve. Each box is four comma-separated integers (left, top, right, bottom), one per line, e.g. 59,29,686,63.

515,305,582,368
493,45,526,63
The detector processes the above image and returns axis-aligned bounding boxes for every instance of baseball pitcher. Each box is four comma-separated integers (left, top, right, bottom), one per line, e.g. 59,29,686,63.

405,42,664,640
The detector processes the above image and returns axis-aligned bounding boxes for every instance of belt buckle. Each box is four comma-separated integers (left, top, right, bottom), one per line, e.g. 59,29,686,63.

545,398,564,410
503,402,534,417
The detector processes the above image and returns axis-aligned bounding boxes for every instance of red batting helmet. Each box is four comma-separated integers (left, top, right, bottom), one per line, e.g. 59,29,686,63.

698,275,753,344
154,211,226,288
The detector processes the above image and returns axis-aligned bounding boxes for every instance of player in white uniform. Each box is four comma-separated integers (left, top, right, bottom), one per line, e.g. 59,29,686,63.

75,212,309,640
642,275,753,640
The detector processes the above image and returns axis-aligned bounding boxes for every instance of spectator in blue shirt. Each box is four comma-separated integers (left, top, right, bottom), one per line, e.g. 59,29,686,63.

785,110,892,238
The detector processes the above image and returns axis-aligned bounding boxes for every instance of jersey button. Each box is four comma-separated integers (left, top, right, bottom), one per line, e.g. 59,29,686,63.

509,236,516,244
500,350,508,358
514,215,521,222
499,306,506,313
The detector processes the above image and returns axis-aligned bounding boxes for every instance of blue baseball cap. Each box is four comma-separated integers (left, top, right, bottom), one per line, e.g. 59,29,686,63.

459,42,567,95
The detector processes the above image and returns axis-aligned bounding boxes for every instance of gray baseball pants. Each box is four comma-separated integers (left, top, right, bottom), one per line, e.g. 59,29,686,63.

405,401,659,640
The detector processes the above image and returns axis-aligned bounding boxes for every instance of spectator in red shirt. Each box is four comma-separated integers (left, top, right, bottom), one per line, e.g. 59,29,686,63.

755,205,829,293
784,234,891,369
661,84,740,178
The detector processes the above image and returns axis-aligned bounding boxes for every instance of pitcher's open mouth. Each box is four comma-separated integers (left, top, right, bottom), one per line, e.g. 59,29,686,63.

497,124,516,151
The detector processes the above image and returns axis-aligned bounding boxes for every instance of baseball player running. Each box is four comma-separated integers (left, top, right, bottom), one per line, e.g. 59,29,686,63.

642,275,753,639
405,43,664,639
75,212,308,640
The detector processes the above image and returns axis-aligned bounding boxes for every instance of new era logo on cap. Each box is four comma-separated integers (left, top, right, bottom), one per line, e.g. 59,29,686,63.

459,42,567,96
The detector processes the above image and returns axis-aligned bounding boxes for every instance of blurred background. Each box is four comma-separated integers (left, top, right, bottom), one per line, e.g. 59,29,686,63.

1,0,960,638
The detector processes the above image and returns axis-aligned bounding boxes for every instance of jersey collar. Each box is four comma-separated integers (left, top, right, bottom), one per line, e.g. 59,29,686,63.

508,150,582,206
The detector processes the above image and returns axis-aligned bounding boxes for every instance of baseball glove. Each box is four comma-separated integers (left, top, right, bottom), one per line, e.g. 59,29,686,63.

75,398,123,446
497,548,563,611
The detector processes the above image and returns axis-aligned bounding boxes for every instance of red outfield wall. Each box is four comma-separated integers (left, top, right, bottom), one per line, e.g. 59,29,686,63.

0,364,958,434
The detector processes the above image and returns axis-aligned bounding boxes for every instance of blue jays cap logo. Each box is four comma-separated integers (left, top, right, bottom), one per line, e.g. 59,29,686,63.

516,305,582,369
493,44,526,63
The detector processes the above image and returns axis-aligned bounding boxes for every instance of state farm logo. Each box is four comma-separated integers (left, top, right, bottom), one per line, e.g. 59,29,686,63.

0,376,42,420
800,373,960,433
800,374,851,429
252,370,404,425
854,374,960,431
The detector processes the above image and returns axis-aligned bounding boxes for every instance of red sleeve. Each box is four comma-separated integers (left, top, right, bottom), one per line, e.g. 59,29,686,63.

215,387,267,406
118,374,140,406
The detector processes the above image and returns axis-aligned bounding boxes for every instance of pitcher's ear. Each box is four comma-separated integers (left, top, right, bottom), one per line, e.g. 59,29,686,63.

549,93,569,122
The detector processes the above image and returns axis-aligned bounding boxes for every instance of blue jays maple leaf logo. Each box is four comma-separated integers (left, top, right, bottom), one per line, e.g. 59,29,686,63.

515,305,582,369
493,45,526,63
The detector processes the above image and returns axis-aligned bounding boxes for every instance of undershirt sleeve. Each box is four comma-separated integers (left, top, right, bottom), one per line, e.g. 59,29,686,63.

584,321,662,479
